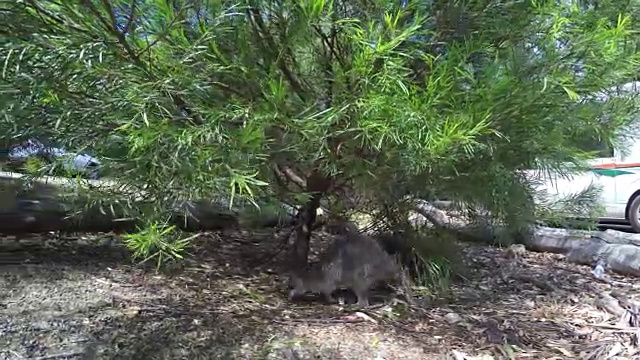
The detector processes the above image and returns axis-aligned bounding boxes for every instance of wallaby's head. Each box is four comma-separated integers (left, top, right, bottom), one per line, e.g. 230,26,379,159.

288,267,327,299
324,220,359,236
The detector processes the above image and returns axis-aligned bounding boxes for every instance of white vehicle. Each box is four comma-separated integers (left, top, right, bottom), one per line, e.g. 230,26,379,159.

531,82,640,231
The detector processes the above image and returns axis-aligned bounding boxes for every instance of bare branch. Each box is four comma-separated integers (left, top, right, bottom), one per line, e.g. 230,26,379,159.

122,0,137,35
275,164,307,189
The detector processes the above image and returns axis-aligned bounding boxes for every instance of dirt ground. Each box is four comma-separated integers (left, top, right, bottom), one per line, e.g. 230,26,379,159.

1,228,639,360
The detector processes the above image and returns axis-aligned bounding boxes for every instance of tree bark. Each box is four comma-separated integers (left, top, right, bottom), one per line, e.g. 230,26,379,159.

291,169,333,270
410,199,640,278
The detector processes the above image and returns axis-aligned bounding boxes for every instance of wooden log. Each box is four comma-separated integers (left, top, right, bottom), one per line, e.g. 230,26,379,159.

0,172,294,234
409,199,640,278
528,227,640,277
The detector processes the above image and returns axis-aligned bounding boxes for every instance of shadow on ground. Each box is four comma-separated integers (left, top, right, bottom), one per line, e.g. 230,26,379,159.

1,228,639,359
0,229,385,359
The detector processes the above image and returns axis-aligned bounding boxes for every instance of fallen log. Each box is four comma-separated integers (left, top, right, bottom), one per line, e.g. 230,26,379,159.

527,227,640,277
408,199,640,278
0,171,295,234
7,172,640,279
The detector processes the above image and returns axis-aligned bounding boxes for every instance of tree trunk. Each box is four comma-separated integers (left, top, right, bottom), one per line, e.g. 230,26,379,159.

291,169,333,270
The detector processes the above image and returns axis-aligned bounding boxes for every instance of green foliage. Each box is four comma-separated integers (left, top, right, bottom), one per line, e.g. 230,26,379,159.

122,223,192,270
1,0,639,262
404,227,460,297
22,156,47,175
411,253,452,298
533,182,605,229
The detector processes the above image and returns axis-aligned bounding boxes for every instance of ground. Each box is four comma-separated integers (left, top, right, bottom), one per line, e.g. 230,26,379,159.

1,228,639,360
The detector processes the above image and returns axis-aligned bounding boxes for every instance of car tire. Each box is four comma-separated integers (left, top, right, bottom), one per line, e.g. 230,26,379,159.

628,195,640,233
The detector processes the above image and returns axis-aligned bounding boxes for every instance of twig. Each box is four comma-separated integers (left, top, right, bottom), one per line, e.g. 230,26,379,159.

273,317,363,325
510,273,557,292
122,0,137,35
590,323,640,333
8,350,25,359
110,292,167,310
33,350,86,360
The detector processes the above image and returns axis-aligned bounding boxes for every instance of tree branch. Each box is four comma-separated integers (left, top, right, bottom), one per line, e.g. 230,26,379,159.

246,6,308,102
83,1,209,126
122,0,138,35
275,164,307,189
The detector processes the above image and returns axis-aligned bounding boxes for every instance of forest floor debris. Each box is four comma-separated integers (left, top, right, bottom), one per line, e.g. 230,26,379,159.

1,229,640,359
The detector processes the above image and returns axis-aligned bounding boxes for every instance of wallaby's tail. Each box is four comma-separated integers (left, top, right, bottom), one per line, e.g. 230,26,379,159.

398,265,415,306
389,254,416,306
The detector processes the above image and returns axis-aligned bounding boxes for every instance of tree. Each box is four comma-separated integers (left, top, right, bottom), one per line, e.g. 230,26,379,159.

1,0,639,268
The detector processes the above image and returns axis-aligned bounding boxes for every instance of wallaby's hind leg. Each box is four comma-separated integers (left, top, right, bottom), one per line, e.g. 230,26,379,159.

288,289,297,301
353,285,370,307
321,288,336,304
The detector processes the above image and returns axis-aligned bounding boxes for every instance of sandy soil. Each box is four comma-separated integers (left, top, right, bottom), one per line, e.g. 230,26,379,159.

1,229,639,359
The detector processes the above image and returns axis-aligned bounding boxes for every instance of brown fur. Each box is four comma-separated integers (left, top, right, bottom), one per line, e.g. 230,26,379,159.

289,222,414,306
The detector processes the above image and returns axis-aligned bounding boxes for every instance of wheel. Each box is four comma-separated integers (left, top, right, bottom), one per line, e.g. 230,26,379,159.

627,195,640,232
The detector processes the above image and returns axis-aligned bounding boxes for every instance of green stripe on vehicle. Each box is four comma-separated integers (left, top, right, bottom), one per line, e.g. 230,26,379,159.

591,168,635,177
